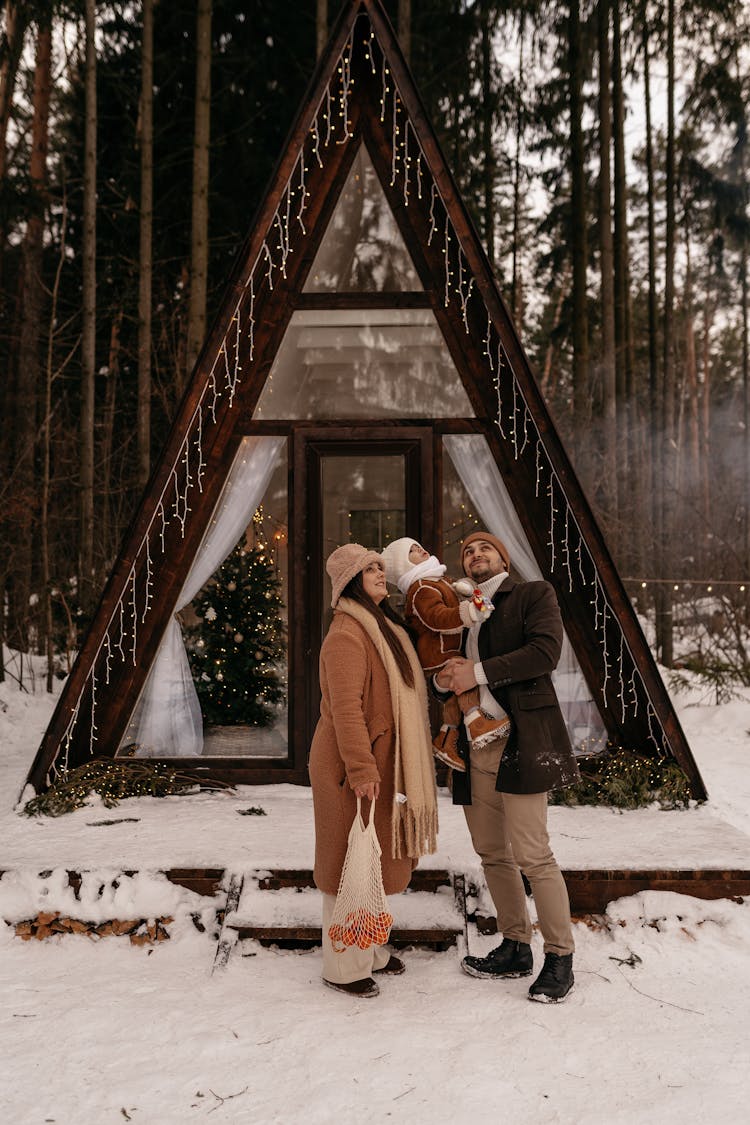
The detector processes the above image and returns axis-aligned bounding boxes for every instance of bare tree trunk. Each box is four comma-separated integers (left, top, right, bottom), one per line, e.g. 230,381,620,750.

611,0,632,438
659,0,676,667
741,238,749,575
541,279,567,397
175,259,189,411
42,191,68,692
0,1,28,254
737,73,750,576
80,0,97,611
101,309,122,562
642,12,658,500
481,0,495,269
137,0,154,490
0,0,28,676
511,11,525,326
664,4,676,451
597,0,617,521
8,14,52,652
0,2,25,177
568,0,590,463
683,231,700,506
398,0,411,64
611,0,637,566
185,0,212,385
642,3,668,657
316,0,327,61
700,299,712,529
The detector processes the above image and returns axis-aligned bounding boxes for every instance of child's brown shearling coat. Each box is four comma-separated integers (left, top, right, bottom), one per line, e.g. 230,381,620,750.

404,577,466,672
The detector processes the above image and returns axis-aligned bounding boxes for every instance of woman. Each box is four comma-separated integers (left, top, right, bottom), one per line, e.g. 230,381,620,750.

309,543,438,998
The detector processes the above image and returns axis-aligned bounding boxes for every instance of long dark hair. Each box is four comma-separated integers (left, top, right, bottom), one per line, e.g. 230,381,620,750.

341,572,415,688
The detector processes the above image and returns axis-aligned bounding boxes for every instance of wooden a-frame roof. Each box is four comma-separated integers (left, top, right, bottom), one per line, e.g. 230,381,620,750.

26,0,705,799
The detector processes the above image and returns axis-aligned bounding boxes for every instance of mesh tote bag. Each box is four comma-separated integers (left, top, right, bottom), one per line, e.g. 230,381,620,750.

328,797,394,953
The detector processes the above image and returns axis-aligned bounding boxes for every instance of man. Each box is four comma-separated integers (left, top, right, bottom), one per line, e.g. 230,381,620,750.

436,531,580,1003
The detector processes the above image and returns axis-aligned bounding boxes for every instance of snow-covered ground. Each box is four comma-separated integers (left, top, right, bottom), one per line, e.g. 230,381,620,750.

1,665,749,1124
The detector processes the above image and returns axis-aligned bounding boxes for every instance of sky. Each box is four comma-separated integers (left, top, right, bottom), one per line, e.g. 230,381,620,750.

1,654,749,1124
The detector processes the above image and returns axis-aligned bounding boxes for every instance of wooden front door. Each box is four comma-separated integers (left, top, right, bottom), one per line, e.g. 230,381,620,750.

291,426,435,769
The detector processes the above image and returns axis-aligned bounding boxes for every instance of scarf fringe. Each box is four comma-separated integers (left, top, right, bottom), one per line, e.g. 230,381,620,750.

393,806,439,861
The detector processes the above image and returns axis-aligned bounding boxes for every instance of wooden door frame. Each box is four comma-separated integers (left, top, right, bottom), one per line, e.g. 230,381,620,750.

291,425,435,772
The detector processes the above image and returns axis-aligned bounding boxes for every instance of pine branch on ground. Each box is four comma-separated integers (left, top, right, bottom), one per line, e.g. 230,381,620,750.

549,749,693,810
23,758,233,817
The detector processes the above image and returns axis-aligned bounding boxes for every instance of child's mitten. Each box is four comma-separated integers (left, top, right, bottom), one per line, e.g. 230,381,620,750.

471,588,493,616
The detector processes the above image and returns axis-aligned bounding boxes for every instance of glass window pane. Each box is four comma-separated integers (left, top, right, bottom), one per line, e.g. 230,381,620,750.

187,449,289,758
254,308,475,419
321,453,405,635
441,449,485,579
304,146,422,292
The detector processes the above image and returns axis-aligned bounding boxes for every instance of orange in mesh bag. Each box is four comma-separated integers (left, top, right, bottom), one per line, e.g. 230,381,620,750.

328,797,394,954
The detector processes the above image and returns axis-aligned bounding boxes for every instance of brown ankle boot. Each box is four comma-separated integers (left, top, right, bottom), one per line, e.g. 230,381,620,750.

467,714,512,751
432,726,466,772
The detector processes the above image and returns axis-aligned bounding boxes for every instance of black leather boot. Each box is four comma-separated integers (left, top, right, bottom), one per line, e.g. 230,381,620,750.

528,952,574,1002
461,938,533,979
323,976,380,998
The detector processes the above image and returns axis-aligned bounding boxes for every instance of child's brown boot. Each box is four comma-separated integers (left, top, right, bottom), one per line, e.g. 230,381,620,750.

467,713,512,751
432,725,466,772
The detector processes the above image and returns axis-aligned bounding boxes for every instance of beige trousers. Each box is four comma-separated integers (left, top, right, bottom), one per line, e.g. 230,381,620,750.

321,893,392,984
463,743,574,957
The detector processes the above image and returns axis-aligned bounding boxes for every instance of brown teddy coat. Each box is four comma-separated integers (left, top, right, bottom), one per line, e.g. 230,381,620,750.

404,577,464,672
308,611,417,896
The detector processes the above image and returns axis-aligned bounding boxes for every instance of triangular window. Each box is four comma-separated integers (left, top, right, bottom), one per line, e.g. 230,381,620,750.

304,146,421,292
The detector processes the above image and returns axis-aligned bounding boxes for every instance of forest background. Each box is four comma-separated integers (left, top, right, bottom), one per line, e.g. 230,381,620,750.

1,0,749,693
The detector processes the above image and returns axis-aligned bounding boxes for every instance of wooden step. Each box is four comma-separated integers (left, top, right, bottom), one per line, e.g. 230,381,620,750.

255,868,452,892
561,868,750,911
249,867,750,911
228,871,465,950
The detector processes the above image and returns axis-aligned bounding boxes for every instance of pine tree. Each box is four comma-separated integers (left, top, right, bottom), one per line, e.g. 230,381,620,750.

187,539,286,728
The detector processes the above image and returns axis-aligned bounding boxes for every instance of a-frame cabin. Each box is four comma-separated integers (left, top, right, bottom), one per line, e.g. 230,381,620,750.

27,0,705,799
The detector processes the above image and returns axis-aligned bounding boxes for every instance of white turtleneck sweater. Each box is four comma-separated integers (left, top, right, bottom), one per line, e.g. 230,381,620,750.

462,571,509,720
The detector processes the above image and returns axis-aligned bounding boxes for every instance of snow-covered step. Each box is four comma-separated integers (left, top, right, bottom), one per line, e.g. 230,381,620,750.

228,870,466,949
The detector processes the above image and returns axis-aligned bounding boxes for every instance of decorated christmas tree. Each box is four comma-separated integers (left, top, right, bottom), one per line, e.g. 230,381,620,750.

186,538,286,727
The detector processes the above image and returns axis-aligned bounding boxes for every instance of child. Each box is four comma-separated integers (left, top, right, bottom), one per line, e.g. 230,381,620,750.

381,537,511,772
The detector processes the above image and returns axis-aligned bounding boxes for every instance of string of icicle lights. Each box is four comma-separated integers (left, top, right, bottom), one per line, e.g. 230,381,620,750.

51,12,666,781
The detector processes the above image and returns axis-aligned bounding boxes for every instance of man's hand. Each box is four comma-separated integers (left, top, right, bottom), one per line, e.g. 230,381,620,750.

443,657,478,694
434,667,452,692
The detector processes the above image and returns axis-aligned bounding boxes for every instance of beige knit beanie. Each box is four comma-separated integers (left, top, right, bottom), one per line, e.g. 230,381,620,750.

326,543,383,608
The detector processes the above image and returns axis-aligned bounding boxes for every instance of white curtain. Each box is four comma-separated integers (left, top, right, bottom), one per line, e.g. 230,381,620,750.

130,436,285,757
443,434,606,753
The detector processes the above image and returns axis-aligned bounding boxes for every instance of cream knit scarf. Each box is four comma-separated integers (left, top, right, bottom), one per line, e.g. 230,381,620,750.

337,597,438,860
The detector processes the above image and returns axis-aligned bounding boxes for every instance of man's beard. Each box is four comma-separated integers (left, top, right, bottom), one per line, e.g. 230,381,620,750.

468,562,494,581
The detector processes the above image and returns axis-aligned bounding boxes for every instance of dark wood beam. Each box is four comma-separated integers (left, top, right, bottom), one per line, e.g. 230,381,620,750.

294,291,431,309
